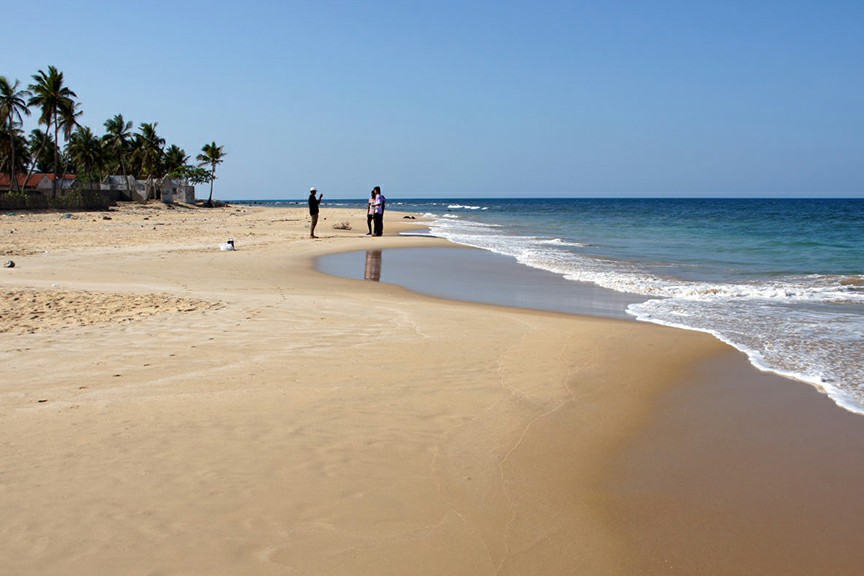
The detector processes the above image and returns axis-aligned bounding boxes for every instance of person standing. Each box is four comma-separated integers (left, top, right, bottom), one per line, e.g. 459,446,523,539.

366,189,377,235
308,187,323,238
372,186,386,236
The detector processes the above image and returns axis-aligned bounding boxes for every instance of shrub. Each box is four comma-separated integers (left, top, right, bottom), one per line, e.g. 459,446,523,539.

0,189,112,211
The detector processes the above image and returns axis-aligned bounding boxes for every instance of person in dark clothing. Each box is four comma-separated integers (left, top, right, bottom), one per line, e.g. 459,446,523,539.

372,186,385,236
308,187,323,238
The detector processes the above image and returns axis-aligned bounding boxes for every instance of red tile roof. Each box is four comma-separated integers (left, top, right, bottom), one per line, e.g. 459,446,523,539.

0,173,76,187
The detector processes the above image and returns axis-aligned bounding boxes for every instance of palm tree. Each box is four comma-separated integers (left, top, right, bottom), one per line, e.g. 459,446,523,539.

151,144,188,200
0,76,32,191
133,122,165,200
57,100,83,191
28,129,54,173
163,145,188,176
27,66,78,198
0,126,29,187
103,114,133,196
196,141,225,207
59,100,81,140
67,126,105,191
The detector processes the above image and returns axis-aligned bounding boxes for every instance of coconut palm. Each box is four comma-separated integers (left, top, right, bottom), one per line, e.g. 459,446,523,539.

163,145,188,176
67,126,105,191
27,66,78,197
57,100,83,191
196,141,225,207
27,129,55,173
0,126,29,186
103,114,133,195
135,123,165,173
0,76,32,191
59,100,82,141
148,144,189,200
133,122,165,200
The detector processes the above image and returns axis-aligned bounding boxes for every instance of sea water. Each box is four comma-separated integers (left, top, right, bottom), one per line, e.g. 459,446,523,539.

242,197,864,414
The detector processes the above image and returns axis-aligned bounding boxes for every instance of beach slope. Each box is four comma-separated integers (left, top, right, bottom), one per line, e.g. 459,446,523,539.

2,203,863,575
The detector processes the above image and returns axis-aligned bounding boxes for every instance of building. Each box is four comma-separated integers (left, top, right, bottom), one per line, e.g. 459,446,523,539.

0,173,76,193
2,173,195,204
100,175,138,201
102,175,195,203
0,173,41,191
159,179,196,203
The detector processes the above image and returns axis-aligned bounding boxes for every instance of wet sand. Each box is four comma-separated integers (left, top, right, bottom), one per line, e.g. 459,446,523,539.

322,243,864,575
606,350,864,575
2,202,863,575
318,247,646,319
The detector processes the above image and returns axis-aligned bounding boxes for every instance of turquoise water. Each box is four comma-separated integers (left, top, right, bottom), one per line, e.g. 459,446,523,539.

241,198,864,414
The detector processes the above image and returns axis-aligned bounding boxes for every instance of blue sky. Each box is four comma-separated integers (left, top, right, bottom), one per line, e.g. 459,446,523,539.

5,0,863,199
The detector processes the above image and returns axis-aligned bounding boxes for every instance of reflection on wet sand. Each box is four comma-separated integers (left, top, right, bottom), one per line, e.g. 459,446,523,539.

364,250,382,281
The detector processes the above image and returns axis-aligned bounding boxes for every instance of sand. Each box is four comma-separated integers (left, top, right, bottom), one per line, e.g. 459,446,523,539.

2,202,863,575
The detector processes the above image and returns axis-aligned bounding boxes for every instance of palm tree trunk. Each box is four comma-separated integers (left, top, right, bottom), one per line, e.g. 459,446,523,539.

59,153,72,194
206,171,214,206
118,156,131,201
52,116,60,199
7,117,18,193
159,174,168,201
21,129,50,196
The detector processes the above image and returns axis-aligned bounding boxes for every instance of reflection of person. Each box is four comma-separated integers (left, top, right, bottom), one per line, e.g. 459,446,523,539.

372,186,386,236
366,189,377,235
308,187,323,238
364,249,382,281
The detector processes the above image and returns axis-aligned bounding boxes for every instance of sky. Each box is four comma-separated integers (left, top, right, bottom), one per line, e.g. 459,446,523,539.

4,0,863,199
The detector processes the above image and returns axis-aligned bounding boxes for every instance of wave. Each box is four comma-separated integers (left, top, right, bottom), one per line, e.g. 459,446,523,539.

430,220,864,304
538,238,590,248
628,299,864,415
447,204,487,210
424,213,864,414
430,219,864,305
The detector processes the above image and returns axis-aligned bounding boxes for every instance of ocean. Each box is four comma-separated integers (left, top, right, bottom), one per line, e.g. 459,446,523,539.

240,197,864,415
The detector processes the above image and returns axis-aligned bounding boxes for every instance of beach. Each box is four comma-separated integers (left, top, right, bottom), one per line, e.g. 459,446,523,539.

2,203,864,575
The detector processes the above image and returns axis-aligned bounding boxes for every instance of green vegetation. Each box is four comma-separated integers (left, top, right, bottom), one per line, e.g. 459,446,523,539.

0,66,226,208
196,141,226,207
0,188,108,211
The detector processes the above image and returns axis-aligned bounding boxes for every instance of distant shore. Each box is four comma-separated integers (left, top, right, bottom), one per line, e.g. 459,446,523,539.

2,202,863,575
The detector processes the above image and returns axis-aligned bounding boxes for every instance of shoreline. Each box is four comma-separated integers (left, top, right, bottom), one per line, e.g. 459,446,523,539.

317,246,647,320
318,245,864,417
2,203,863,574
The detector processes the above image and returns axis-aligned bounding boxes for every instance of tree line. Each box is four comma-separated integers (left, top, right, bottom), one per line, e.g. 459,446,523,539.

0,66,225,205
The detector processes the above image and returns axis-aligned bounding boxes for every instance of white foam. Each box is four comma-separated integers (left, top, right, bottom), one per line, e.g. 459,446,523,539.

629,300,864,415
424,213,864,416
538,238,589,248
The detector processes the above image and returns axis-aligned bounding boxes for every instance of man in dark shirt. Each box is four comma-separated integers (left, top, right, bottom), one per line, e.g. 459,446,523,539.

372,186,386,236
308,187,323,238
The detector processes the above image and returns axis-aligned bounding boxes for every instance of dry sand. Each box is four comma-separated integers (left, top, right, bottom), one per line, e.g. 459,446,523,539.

2,202,863,575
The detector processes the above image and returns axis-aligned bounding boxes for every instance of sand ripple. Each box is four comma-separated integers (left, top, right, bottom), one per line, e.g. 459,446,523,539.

1,288,222,334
